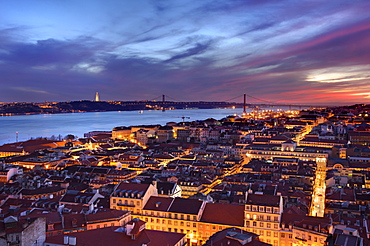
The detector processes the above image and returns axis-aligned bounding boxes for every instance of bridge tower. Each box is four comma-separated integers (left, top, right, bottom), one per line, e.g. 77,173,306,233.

243,93,247,114
162,95,165,112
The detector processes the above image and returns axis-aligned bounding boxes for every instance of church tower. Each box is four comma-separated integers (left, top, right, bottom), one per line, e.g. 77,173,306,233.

95,92,100,102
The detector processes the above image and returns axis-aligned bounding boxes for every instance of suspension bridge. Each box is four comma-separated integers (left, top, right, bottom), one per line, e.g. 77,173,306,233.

113,93,330,111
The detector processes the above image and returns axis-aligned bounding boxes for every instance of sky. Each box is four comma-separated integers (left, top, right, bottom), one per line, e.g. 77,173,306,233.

1,0,370,105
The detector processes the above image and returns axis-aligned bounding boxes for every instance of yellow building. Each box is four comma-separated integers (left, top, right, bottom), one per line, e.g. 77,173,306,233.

86,210,131,230
110,182,158,215
244,193,284,246
292,218,332,246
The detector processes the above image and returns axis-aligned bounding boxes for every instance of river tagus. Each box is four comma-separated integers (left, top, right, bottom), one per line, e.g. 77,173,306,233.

0,107,291,145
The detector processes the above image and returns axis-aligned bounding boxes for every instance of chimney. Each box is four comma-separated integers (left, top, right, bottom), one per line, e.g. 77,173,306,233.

69,236,77,246
64,236,69,245
126,223,134,236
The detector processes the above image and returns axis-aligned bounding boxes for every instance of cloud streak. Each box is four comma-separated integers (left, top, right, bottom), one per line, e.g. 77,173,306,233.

0,0,370,105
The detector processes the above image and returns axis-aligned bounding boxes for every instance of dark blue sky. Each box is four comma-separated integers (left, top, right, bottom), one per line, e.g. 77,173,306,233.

1,0,370,105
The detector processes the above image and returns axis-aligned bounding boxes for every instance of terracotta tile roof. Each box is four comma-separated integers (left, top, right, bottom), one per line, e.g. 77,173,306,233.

60,191,96,205
204,227,271,246
325,188,356,202
200,203,244,227
0,139,66,154
63,213,86,230
21,211,63,231
246,193,280,207
143,196,173,211
20,186,66,196
115,183,151,193
44,226,185,246
86,209,129,223
168,197,203,215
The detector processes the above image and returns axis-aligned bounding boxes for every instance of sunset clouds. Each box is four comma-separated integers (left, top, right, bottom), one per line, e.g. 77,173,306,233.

1,0,370,105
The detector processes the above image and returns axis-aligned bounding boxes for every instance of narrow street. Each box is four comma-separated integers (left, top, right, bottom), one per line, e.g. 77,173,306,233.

309,157,327,217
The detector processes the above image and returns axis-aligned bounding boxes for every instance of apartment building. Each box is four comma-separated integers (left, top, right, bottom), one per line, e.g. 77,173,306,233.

244,193,284,246
110,182,158,215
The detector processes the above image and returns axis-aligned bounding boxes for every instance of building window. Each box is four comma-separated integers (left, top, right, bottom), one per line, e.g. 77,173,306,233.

266,207,271,213
259,215,264,220
267,231,271,236
260,222,264,227
193,223,196,228
267,216,271,221
274,224,278,229
267,223,271,228
274,232,278,237
253,222,257,227
281,233,285,238
259,206,265,212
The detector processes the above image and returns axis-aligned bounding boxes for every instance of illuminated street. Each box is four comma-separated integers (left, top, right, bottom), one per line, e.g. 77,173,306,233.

309,157,327,217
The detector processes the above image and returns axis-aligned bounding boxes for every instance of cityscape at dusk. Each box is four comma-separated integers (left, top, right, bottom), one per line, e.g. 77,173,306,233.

1,0,370,104
2,1,370,246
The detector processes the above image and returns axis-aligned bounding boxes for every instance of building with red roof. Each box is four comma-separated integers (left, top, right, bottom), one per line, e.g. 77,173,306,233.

44,219,186,246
